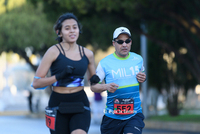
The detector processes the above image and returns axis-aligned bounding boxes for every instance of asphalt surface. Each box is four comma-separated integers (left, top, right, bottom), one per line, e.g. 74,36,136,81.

0,115,199,134
1,88,199,134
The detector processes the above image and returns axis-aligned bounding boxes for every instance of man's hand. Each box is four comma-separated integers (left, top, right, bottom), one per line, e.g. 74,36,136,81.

106,83,119,93
136,72,146,83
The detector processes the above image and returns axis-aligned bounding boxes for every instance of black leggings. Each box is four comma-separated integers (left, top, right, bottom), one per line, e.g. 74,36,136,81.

48,90,91,134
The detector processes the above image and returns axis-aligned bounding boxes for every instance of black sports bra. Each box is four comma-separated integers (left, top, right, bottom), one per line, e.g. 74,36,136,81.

50,44,89,87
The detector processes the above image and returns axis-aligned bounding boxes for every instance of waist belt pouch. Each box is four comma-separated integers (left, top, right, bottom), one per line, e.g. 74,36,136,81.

45,107,57,131
58,102,85,114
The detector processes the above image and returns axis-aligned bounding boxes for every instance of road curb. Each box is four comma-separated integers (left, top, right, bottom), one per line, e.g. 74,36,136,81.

0,111,29,116
144,120,200,132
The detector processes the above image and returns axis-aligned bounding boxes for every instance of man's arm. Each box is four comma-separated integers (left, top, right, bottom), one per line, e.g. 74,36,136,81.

91,61,119,93
136,72,146,83
91,83,119,93
136,61,146,83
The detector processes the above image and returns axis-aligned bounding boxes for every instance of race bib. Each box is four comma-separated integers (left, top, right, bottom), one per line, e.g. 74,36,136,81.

45,107,57,131
114,98,134,115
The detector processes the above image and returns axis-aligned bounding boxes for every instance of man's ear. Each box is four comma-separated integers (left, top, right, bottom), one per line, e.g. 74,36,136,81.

112,40,115,47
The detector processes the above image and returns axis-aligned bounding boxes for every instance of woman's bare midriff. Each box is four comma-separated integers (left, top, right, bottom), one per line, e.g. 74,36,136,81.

53,86,84,94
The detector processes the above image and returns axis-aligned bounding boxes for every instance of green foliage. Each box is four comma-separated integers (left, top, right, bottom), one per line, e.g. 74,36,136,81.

148,114,200,123
4,0,200,91
0,2,56,70
0,3,55,53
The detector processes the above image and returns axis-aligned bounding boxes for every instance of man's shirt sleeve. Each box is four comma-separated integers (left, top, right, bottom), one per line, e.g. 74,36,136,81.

141,62,145,72
96,62,105,83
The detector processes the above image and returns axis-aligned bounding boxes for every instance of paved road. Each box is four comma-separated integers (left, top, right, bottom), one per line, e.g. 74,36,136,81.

0,115,199,134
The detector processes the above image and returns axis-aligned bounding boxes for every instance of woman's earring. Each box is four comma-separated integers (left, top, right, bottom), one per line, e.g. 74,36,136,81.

56,34,62,43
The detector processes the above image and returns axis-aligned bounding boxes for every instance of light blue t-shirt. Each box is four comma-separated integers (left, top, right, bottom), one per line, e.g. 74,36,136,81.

96,52,144,120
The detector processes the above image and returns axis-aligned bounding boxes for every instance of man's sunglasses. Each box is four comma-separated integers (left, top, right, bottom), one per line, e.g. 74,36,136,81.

115,38,131,44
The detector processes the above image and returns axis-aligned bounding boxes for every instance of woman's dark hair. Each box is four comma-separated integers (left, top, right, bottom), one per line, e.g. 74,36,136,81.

54,13,82,43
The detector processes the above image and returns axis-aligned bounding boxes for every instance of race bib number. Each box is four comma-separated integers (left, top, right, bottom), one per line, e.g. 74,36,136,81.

45,107,57,131
114,98,134,115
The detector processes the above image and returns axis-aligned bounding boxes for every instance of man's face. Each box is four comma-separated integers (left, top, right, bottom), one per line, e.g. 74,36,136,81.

113,34,132,58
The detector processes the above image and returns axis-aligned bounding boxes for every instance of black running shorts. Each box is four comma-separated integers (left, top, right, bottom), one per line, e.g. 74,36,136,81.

48,90,91,134
101,113,145,134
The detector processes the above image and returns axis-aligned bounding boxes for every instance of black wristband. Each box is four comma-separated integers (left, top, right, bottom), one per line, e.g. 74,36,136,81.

90,75,100,85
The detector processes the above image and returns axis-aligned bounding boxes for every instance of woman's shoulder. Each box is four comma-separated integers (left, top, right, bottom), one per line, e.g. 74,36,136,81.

44,44,60,59
82,46,94,58
46,44,59,53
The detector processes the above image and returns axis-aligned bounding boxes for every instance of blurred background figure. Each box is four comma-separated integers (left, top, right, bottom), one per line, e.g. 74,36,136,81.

92,92,104,124
27,90,33,113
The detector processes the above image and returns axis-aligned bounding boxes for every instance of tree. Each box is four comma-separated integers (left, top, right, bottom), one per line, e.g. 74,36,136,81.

0,2,56,71
130,0,200,115
27,0,200,85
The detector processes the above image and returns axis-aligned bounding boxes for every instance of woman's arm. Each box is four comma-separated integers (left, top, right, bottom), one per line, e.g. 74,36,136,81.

84,48,96,79
32,46,58,89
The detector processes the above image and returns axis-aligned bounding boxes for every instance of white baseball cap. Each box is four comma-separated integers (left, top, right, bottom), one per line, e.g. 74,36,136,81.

113,27,131,40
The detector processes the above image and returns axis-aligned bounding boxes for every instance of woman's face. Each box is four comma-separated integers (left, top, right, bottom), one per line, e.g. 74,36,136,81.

60,19,79,43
